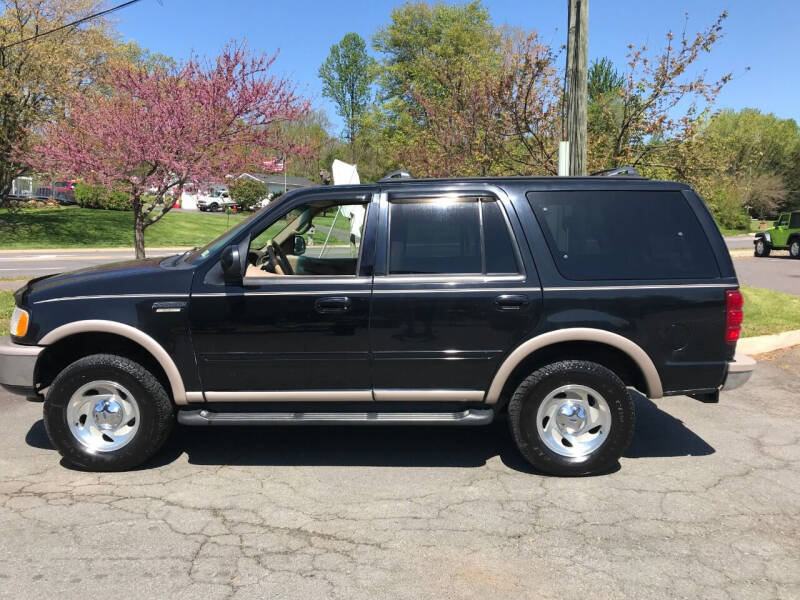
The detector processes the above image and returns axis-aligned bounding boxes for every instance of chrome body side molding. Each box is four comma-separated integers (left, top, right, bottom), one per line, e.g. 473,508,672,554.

373,389,485,402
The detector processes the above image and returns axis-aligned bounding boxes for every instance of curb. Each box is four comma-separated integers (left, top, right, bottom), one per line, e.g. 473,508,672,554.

738,330,800,355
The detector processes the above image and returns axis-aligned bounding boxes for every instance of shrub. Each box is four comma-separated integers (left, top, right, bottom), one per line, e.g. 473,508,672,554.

705,183,749,230
229,178,269,211
74,183,131,211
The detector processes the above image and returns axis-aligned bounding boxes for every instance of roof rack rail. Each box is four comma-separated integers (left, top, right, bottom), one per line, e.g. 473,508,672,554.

379,169,413,182
590,166,642,177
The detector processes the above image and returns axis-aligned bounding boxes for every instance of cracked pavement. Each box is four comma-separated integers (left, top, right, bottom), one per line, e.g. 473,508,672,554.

1,348,799,599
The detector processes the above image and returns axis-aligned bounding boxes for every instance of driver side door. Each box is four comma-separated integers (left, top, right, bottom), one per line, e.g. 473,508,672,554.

189,191,376,400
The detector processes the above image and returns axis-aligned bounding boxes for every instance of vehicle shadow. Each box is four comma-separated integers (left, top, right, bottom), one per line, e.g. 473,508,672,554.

25,393,713,473
624,392,715,458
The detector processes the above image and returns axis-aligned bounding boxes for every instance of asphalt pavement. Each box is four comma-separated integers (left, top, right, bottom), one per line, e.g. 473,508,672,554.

0,347,798,599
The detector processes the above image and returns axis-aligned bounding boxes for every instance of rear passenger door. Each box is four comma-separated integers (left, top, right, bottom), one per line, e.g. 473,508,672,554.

369,189,540,400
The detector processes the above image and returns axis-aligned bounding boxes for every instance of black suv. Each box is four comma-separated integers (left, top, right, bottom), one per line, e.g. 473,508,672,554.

0,172,755,475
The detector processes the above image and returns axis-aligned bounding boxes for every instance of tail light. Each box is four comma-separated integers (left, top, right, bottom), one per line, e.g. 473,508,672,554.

725,289,744,344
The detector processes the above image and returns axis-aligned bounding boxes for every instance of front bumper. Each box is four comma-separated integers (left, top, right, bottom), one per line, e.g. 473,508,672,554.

0,337,43,394
721,352,756,391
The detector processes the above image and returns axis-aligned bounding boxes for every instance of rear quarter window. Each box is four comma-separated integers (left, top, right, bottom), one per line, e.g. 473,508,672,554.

527,190,719,280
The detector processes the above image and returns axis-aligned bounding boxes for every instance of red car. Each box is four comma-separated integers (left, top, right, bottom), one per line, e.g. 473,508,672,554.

35,180,76,204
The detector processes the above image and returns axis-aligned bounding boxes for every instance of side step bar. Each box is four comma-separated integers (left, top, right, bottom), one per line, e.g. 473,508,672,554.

178,408,494,426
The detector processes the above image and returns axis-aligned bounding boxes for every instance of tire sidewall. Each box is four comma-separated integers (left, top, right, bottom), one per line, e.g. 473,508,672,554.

791,241,800,258
755,240,769,256
510,362,635,476
44,355,173,471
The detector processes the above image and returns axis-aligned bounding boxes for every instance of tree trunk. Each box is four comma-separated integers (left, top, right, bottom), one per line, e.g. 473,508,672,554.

132,196,146,259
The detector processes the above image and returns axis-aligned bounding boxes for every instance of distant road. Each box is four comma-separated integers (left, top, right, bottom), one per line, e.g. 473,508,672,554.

733,255,800,297
725,234,753,249
0,248,186,279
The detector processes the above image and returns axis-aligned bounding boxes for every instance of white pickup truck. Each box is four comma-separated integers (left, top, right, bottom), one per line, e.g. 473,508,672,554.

197,190,237,212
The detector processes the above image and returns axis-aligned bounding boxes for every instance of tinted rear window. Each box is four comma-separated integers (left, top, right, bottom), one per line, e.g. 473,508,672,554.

528,190,718,280
790,212,800,228
389,200,481,274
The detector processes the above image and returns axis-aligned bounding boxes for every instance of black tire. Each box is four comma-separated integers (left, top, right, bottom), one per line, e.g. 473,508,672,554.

43,354,174,471
754,238,771,257
790,240,800,259
210,202,219,212
199,206,206,212
508,360,636,476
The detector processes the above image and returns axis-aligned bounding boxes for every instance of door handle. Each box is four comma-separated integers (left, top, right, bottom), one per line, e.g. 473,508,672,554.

314,296,352,314
494,294,529,310
152,301,187,313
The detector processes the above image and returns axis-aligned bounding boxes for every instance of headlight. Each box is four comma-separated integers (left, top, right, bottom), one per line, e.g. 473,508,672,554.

9,307,30,337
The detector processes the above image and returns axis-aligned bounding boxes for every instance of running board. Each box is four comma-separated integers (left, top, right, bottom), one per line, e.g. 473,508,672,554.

178,408,494,426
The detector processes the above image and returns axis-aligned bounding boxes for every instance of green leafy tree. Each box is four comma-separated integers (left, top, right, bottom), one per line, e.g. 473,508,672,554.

318,33,376,159
588,57,624,102
0,0,118,207
229,178,270,211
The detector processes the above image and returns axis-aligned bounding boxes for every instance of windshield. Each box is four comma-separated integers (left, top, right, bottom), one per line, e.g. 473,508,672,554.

185,212,260,264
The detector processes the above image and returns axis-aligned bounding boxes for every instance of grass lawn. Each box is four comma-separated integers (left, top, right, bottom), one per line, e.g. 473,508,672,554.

741,285,800,338
0,207,247,249
0,290,14,337
719,227,748,237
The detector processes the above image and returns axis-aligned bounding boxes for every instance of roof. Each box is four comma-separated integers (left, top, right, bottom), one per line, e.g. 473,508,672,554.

374,175,691,189
239,172,315,188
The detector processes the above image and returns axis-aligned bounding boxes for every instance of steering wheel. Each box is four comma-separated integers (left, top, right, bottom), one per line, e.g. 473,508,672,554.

271,240,293,275
256,245,283,275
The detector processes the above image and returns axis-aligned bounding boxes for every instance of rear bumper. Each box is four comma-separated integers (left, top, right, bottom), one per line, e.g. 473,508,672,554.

0,337,43,393
721,353,756,391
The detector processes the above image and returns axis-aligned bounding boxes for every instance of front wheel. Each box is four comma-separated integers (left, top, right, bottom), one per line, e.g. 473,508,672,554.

754,239,771,257
43,354,175,471
508,360,636,476
790,240,800,259
209,202,219,212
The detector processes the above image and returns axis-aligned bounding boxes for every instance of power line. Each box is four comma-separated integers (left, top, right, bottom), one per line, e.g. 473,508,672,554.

1,0,145,50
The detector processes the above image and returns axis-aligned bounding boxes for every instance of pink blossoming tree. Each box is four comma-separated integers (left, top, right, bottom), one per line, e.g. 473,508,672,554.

31,42,309,258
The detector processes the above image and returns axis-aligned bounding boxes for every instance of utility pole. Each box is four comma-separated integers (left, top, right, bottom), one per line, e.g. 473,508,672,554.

566,0,588,175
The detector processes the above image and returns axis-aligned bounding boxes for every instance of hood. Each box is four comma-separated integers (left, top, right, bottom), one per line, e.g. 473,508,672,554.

16,256,193,306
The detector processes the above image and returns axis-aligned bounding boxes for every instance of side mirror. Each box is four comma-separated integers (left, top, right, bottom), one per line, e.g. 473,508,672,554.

292,234,306,256
220,245,242,285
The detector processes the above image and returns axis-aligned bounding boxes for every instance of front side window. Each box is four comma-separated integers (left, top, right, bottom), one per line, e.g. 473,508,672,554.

388,197,519,275
529,190,719,280
245,199,368,278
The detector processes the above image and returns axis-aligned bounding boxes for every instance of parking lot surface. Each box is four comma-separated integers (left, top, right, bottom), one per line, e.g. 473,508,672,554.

1,348,799,599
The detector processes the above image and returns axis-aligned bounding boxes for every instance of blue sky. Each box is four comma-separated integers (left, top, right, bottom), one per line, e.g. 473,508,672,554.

115,0,799,135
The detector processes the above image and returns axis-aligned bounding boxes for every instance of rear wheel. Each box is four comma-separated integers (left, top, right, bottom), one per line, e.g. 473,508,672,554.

754,239,771,257
790,240,800,259
44,354,174,471
508,360,636,476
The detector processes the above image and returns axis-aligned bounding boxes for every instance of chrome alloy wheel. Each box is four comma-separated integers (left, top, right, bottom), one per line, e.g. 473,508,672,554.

536,384,612,458
66,380,140,452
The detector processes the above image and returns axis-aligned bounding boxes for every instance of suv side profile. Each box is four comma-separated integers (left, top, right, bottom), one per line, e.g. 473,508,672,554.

0,172,756,475
754,210,800,258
